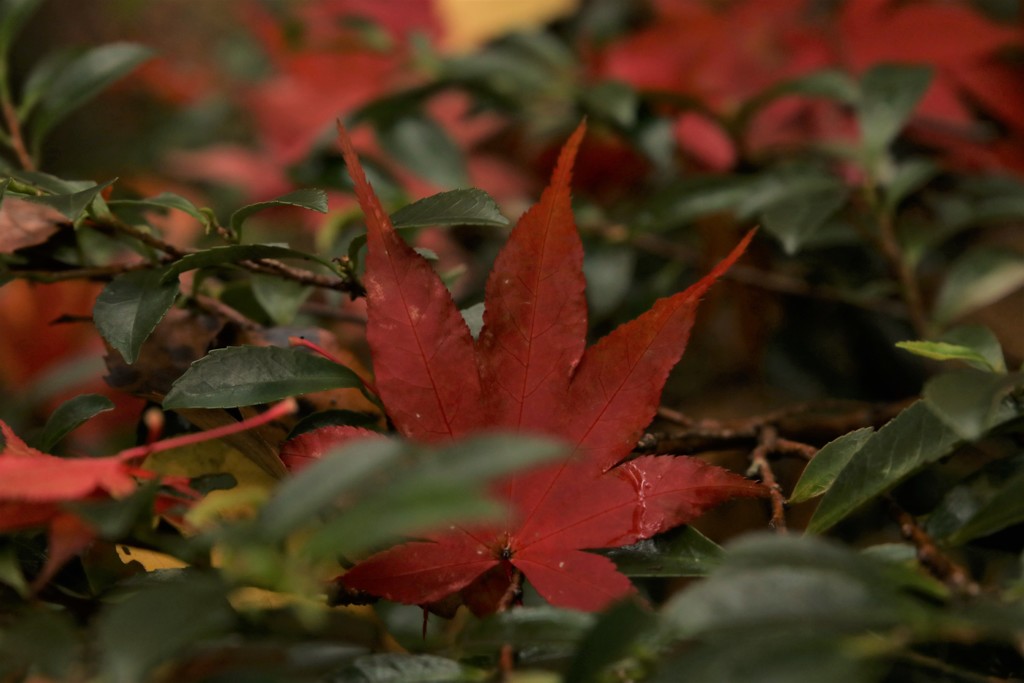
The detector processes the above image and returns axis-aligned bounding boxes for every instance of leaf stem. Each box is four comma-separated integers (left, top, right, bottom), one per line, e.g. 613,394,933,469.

887,499,977,595
1,95,35,171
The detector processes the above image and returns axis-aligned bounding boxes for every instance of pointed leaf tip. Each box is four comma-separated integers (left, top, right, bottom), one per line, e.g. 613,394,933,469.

551,120,587,189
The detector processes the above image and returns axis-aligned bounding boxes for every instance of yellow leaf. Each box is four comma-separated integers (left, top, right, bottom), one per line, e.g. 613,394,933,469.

437,0,580,53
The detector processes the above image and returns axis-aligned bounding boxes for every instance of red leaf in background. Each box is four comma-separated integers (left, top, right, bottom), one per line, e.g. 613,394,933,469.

331,121,766,613
280,425,381,472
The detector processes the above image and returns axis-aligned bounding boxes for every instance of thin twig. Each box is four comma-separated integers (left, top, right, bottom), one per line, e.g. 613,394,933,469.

497,568,524,681
1,97,34,171
748,425,787,531
888,499,977,595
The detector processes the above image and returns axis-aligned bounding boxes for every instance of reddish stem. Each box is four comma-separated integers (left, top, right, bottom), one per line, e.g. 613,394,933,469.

288,336,380,398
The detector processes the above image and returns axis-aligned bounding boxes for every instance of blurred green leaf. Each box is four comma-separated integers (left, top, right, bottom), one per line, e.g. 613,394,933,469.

940,325,1007,373
0,0,42,63
164,345,363,409
0,543,27,597
791,428,873,503
98,572,234,683
599,525,722,577
857,64,933,154
761,186,848,255
108,192,204,222
884,158,938,212
229,188,328,237
896,337,1004,373
581,80,638,128
33,393,114,452
0,607,77,680
94,267,179,364
390,188,508,230
808,403,961,533
584,246,636,317
461,302,485,339
26,178,114,221
933,247,1024,325
331,653,485,682
922,368,1023,441
460,606,594,653
161,243,335,282
250,274,312,325
564,600,656,683
927,454,1024,545
31,43,153,146
376,115,467,188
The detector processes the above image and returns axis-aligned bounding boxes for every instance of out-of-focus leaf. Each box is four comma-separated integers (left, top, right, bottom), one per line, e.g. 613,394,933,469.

0,0,42,61
807,403,961,533
933,248,1024,325
461,302,485,339
761,186,848,255
460,607,594,653
922,368,1023,441
250,274,312,325
584,246,636,317
0,193,64,253
927,454,1024,545
31,43,153,144
857,64,933,154
26,178,114,221
161,243,335,283
107,192,204,222
599,525,723,577
0,607,77,680
288,409,381,438
564,600,656,683
390,188,508,229
940,325,1007,373
330,653,485,682
229,188,328,237
94,267,179,364
97,572,234,683
790,428,874,504
581,80,638,128
67,480,160,538
163,346,362,409
34,393,114,452
884,158,938,212
376,115,468,188
0,543,28,597
896,335,1005,373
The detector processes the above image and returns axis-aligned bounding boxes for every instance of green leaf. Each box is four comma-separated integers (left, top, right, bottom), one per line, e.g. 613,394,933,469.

108,192,204,222
228,188,328,237
34,393,114,452
0,607,77,680
31,42,153,145
163,345,363,409
460,607,594,653
461,302,485,339
584,246,636,317
161,243,334,283
790,427,874,503
250,274,312,325
807,403,961,533
94,267,179,364
896,338,1003,373
857,64,933,154
933,247,1024,325
565,601,656,683
922,369,1024,441
333,653,485,683
0,0,42,62
26,178,114,221
376,114,468,188
259,439,401,541
884,158,938,212
0,543,28,597
97,572,234,683
761,186,848,255
599,525,723,577
581,80,638,128
926,454,1024,545
390,188,508,230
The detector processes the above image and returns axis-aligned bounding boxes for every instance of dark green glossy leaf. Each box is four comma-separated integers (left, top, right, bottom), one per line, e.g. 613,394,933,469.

26,178,114,221
922,369,1023,441
34,393,114,452
927,454,1024,545
857,64,933,154
376,115,468,188
32,43,153,144
163,345,363,409
807,403,962,533
330,653,485,682
761,186,848,255
565,600,656,683
390,188,508,230
790,427,873,504
107,192,204,221
460,606,594,653
599,525,723,577
161,243,334,283
933,247,1024,325
250,273,311,325
229,188,328,236
98,572,234,683
94,267,179,364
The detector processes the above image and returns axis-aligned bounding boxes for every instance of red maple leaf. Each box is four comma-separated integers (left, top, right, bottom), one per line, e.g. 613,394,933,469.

316,121,766,614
